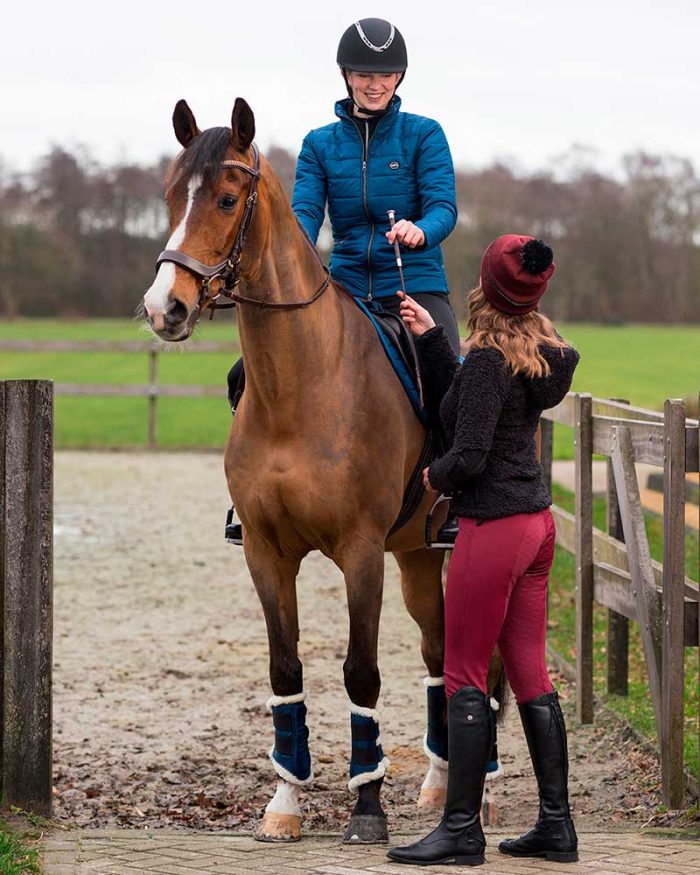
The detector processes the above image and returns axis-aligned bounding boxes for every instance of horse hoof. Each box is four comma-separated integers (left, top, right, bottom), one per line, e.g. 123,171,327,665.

342,814,389,844
254,812,301,842
417,787,447,810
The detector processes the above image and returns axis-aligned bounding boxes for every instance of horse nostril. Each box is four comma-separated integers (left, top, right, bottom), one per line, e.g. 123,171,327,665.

165,299,189,326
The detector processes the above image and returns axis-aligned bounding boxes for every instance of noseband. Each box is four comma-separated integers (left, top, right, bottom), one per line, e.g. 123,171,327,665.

155,143,330,329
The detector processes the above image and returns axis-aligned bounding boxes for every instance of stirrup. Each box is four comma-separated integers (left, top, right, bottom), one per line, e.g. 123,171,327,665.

225,506,243,546
425,494,456,549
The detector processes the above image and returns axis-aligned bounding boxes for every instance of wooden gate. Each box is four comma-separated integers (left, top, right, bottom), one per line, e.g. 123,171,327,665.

540,394,699,809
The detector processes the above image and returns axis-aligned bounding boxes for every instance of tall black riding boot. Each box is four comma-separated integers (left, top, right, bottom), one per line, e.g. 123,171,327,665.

499,690,578,863
387,686,491,867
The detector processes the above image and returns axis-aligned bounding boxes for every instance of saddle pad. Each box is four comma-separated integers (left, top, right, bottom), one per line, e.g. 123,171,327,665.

352,297,427,424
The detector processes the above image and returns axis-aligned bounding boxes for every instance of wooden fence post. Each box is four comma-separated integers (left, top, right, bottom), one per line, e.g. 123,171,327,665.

575,393,594,723
147,343,158,449
662,399,687,808
0,380,53,815
607,400,629,696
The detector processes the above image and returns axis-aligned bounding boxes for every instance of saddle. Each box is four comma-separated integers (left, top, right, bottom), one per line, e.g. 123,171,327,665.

345,292,450,538
366,304,422,395
349,295,427,424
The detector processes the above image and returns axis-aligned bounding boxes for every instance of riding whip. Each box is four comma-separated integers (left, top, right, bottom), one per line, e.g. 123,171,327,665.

387,210,408,299
386,209,425,410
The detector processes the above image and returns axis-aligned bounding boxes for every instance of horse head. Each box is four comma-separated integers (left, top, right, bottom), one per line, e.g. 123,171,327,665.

143,98,262,341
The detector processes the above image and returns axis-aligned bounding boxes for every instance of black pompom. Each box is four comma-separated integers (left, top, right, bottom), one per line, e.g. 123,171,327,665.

521,239,553,274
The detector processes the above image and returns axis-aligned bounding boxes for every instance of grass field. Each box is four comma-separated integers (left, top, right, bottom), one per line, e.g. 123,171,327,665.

0,319,697,451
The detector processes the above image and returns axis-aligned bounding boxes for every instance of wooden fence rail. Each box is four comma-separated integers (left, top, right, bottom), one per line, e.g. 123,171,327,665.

541,393,700,809
0,340,231,448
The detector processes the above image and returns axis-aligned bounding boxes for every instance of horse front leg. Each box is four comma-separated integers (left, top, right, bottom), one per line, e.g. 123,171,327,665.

245,542,309,843
338,548,389,844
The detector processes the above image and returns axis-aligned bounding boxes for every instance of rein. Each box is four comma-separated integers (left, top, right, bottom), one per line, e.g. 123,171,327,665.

155,143,331,328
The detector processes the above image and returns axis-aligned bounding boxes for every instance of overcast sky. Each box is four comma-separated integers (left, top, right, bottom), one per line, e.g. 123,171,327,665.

4,0,700,175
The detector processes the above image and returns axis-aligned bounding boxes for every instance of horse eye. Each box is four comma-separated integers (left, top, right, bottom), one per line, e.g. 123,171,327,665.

218,194,238,211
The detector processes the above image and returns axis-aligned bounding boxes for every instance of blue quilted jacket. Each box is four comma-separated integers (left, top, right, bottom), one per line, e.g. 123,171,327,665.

292,97,457,300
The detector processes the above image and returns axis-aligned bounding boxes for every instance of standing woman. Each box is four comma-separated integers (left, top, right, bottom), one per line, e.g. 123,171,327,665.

388,236,580,867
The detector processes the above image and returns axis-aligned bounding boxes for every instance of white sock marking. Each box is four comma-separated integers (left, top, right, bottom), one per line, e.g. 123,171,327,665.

265,780,303,817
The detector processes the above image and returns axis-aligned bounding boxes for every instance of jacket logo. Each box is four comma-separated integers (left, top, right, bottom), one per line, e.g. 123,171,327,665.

389,161,400,170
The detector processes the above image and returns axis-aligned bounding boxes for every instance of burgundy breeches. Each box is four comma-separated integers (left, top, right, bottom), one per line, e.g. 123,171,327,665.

444,509,556,704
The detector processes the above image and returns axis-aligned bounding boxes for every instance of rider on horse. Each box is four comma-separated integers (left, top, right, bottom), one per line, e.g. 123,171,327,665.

226,17,460,545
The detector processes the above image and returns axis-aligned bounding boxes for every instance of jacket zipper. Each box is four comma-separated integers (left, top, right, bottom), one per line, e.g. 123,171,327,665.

363,122,374,300
351,114,387,302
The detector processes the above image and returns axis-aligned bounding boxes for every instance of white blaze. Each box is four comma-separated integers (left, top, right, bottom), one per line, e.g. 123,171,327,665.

143,174,202,323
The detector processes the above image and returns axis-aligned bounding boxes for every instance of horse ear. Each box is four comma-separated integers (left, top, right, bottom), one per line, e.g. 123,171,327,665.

231,98,255,152
173,100,200,148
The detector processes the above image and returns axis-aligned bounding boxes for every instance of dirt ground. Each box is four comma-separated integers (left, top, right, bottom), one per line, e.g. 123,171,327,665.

53,451,667,835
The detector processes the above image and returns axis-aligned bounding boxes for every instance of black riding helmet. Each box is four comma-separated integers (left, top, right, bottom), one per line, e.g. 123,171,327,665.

337,18,408,73
337,18,407,110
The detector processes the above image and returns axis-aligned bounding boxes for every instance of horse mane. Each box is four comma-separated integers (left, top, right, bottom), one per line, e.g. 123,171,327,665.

166,127,233,189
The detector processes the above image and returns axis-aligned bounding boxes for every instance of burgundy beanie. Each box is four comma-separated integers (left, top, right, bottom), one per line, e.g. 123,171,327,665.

480,235,555,315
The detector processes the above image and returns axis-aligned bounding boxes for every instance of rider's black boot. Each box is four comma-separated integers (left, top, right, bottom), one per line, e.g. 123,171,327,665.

227,358,245,413
224,358,246,545
432,515,459,549
224,507,243,545
387,686,491,866
498,690,578,863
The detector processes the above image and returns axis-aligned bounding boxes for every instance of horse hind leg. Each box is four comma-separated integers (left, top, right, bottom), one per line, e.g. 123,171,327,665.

245,545,309,843
393,548,449,811
394,549,507,814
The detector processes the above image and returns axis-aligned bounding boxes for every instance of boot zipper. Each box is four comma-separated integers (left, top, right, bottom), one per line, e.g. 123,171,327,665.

550,700,571,819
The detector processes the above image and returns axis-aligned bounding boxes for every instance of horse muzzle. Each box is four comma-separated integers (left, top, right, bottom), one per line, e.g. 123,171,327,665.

144,298,193,342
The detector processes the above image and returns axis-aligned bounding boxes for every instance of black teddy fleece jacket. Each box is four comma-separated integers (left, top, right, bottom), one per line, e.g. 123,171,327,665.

417,326,580,520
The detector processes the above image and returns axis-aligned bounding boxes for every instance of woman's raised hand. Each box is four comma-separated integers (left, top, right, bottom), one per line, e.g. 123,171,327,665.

386,219,425,248
398,292,436,336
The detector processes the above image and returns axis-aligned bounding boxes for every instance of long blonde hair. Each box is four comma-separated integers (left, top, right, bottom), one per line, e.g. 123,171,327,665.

465,286,569,378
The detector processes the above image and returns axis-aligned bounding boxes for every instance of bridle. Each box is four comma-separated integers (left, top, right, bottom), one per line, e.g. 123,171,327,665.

155,142,330,330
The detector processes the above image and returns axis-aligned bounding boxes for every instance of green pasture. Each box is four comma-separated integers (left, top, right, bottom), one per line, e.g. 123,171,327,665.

0,319,697,451
549,483,699,782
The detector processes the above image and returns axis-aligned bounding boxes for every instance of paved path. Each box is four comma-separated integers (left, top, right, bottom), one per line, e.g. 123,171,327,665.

42,829,700,874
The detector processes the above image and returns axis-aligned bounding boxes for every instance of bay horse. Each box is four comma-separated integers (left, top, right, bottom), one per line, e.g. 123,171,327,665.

143,98,504,844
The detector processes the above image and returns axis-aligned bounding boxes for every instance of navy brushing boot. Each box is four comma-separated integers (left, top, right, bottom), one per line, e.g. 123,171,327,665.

387,686,491,866
498,690,578,863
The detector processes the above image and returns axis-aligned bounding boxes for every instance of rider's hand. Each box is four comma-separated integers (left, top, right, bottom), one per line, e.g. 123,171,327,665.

386,219,425,249
398,292,436,337
422,467,437,492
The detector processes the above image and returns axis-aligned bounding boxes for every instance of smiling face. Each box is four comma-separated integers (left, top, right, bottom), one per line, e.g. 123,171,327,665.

344,70,402,113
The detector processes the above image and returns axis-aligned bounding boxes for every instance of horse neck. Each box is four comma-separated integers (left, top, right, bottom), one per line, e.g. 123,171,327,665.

235,198,345,408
